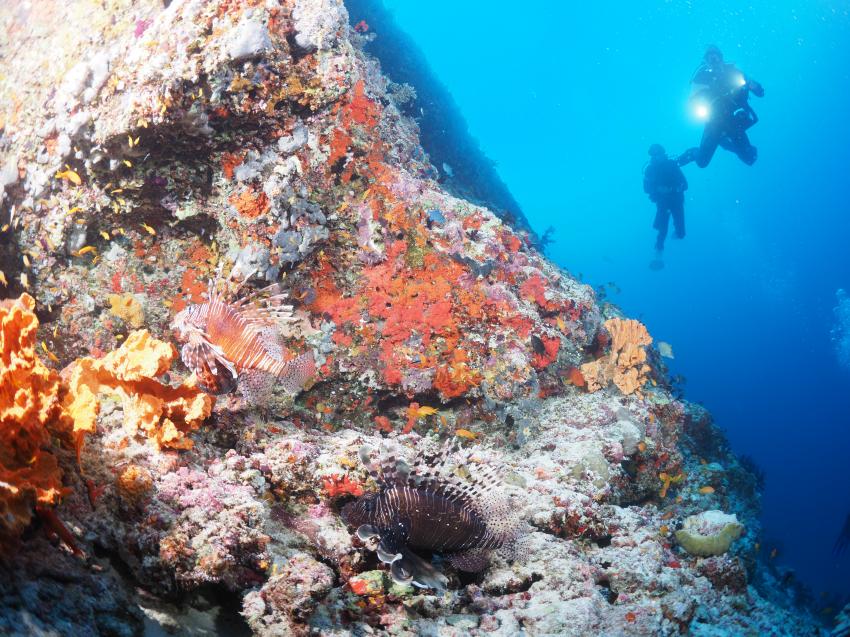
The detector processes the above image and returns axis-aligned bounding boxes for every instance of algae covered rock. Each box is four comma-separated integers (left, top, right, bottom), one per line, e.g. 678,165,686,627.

675,510,744,557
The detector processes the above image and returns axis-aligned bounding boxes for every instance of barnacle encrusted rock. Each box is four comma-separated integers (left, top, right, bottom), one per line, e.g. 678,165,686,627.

675,510,744,557
0,294,66,540
63,330,213,450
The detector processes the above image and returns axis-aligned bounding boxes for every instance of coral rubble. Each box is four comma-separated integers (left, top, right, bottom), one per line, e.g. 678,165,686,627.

0,1,826,635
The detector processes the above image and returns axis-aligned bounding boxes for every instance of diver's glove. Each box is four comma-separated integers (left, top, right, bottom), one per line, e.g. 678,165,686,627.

748,80,764,97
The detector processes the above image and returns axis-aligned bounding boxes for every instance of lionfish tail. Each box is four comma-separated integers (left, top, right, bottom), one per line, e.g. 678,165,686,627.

277,351,316,394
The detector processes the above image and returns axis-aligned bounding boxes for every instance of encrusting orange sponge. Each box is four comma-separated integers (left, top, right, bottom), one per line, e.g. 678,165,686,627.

0,294,67,540
581,318,653,396
63,330,214,451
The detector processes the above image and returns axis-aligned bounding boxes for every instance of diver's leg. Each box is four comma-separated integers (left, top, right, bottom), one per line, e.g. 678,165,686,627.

654,204,670,252
672,196,685,239
695,124,721,168
734,130,758,165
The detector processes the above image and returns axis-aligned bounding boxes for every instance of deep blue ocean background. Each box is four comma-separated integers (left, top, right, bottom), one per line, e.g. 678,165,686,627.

371,0,850,599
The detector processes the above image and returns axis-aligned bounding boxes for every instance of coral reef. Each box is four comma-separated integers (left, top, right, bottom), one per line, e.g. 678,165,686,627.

0,294,67,540
0,1,826,635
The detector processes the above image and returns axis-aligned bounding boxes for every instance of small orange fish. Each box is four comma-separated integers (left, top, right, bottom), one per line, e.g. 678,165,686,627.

659,524,669,535
455,428,477,440
637,441,647,453
698,486,715,494
625,611,636,623
567,367,585,387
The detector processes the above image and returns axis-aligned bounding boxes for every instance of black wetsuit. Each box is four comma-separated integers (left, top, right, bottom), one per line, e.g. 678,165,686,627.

644,157,688,252
683,62,764,168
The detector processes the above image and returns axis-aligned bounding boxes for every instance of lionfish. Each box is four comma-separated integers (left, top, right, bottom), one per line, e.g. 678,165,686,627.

341,443,528,590
171,273,315,402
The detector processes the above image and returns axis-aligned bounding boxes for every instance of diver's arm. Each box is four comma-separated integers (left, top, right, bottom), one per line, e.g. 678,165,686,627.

747,78,764,97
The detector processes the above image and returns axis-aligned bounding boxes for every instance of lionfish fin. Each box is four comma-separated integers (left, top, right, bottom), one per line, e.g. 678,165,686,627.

238,369,277,404
391,549,448,591
447,548,490,572
273,351,315,394
406,441,524,548
182,332,238,395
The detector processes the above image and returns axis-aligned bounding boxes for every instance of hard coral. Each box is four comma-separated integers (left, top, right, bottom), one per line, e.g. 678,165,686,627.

63,330,213,450
0,294,67,540
581,318,652,395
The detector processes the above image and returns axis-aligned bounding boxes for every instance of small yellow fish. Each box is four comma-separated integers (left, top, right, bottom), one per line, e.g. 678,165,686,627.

455,428,477,440
556,316,566,331
128,135,135,148
754,542,760,552
123,160,133,168
1,224,8,232
141,223,156,235
698,486,715,494
658,341,675,359
0,271,7,286
55,168,82,185
41,341,59,363
99,231,111,240
659,524,669,535
66,206,82,216
20,273,29,289
76,246,97,256
414,406,438,417
22,254,30,267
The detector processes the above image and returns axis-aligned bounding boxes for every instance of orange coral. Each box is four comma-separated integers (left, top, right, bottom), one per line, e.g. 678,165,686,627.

229,186,270,219
117,464,154,501
581,318,653,396
322,474,364,498
62,330,214,450
0,294,68,540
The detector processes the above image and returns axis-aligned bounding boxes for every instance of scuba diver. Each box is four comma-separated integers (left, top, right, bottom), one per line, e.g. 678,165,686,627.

643,144,688,270
679,45,764,168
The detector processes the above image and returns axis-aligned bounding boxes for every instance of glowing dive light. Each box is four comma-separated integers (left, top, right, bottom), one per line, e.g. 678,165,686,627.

695,103,710,120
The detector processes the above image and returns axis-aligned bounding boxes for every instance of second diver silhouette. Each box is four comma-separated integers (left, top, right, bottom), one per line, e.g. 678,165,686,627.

643,144,688,271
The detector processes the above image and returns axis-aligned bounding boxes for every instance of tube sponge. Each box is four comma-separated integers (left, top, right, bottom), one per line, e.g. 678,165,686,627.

675,510,744,557
0,294,67,540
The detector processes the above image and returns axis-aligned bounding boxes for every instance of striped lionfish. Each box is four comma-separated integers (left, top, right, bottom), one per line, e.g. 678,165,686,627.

171,272,315,402
341,443,528,590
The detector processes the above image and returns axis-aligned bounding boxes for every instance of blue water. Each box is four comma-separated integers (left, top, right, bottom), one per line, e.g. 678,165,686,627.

373,0,850,598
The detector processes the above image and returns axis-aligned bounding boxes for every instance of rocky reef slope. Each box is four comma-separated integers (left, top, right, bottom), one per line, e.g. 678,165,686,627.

0,1,827,635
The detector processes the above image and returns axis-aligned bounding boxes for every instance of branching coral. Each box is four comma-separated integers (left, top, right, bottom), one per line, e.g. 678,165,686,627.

0,294,67,540
63,330,214,450
581,318,652,395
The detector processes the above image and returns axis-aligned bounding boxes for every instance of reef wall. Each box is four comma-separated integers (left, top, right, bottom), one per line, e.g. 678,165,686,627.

0,1,827,635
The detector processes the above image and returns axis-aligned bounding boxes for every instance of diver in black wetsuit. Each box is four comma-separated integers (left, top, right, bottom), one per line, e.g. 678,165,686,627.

679,45,764,168
643,144,688,269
